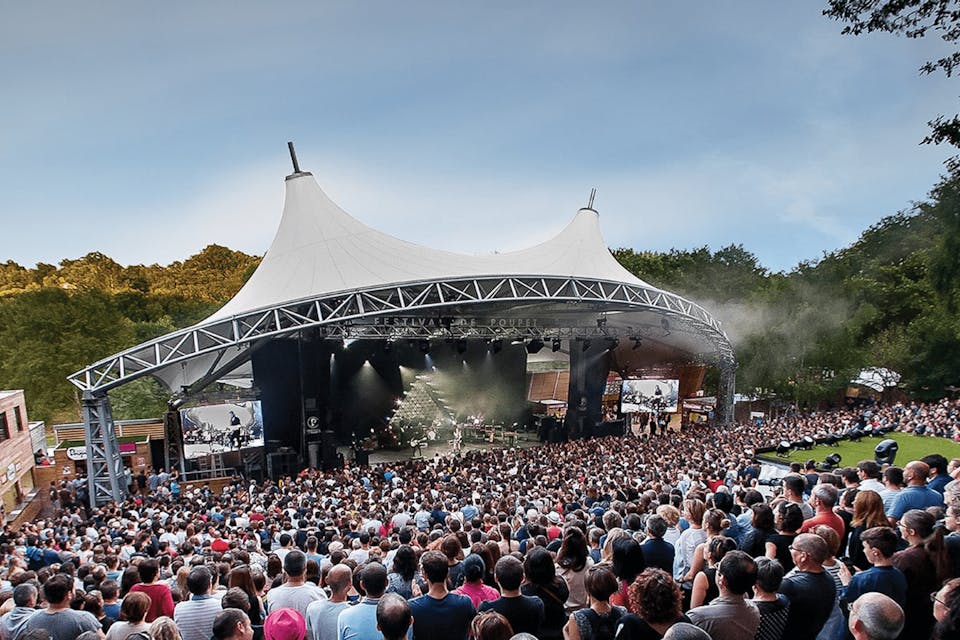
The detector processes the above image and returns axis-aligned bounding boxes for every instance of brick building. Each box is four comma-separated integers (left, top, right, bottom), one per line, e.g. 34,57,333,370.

0,391,38,513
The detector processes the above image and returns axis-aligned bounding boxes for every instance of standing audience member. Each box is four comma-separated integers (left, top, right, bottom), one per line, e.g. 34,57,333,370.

892,509,950,639
847,593,904,640
751,557,789,640
175,566,224,640
615,568,689,639
563,565,626,640
374,594,411,640
212,609,254,640
263,608,306,640
557,527,594,614
104,592,151,640
0,584,37,640
304,564,351,640
19,575,102,640
408,550,475,640
889,461,944,522
686,551,760,640
838,526,906,607
130,559,176,622
778,533,837,640
521,547,569,640
639,515,675,573
478,556,543,636
336,563,387,640
933,578,960,640
265,551,326,617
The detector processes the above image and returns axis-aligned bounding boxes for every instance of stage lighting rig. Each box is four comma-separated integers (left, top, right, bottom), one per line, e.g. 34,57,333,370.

526,338,545,354
875,439,898,466
551,338,562,352
822,453,842,470
776,441,791,457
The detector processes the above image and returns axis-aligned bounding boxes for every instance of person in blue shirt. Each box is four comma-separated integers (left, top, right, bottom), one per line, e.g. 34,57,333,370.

409,551,475,640
337,563,388,640
839,526,907,609
889,461,944,522
923,454,951,496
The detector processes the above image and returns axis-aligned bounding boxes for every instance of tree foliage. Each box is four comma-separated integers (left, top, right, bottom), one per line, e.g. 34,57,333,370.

824,0,960,164
0,246,259,424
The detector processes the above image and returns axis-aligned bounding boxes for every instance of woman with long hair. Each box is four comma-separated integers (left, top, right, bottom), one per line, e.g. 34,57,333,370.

470,542,497,588
739,503,775,558
557,526,594,613
386,544,418,599
119,566,141,598
846,490,888,570
893,509,951,640
679,507,728,588
227,565,263,625
689,536,737,609
609,538,644,612
522,546,570,640
562,565,626,640
672,499,706,596
765,502,803,573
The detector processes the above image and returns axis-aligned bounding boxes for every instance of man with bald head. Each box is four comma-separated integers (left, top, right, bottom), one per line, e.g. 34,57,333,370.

778,533,837,640
889,461,944,523
305,564,353,640
376,593,412,640
848,593,904,640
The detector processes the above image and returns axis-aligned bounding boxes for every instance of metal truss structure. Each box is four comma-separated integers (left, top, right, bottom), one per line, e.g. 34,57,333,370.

71,275,735,505
69,275,735,393
81,391,127,505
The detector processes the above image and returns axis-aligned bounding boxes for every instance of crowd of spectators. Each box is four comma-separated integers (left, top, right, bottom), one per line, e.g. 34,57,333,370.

0,398,959,640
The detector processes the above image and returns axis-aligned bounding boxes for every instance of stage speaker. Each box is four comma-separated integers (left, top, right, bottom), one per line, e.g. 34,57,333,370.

267,451,298,479
321,430,338,470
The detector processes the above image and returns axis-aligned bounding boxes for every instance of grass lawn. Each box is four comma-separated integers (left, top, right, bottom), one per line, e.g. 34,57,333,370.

758,432,960,468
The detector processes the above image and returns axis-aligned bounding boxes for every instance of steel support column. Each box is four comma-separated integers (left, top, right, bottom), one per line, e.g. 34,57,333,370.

163,408,186,477
716,359,737,425
81,391,127,507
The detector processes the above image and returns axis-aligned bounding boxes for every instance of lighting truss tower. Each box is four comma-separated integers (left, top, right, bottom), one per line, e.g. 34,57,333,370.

81,391,127,506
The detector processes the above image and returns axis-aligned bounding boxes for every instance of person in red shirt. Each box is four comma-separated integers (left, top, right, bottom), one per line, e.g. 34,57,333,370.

129,558,175,622
799,483,845,541
211,530,230,553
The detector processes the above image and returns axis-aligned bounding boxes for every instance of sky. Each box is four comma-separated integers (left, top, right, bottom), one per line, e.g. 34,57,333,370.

1,2,956,273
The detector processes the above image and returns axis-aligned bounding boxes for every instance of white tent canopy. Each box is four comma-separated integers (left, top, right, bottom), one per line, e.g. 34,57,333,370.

209,173,655,321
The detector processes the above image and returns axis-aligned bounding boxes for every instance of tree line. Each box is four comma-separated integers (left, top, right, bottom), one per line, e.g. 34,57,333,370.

1,173,959,425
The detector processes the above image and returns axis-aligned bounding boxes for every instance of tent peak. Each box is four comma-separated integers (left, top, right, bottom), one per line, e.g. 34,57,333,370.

285,141,313,181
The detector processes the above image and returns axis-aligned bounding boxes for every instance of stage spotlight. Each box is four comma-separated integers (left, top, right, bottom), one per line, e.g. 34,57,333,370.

875,439,898,466
776,441,791,457
551,338,562,352
631,337,642,350
582,339,591,352
526,338,545,354
456,339,467,354
419,340,430,354
823,453,842,469
492,339,503,353
824,434,839,447
800,436,815,450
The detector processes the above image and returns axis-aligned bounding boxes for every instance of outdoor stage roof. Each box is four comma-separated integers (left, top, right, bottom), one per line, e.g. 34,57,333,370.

69,162,735,395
